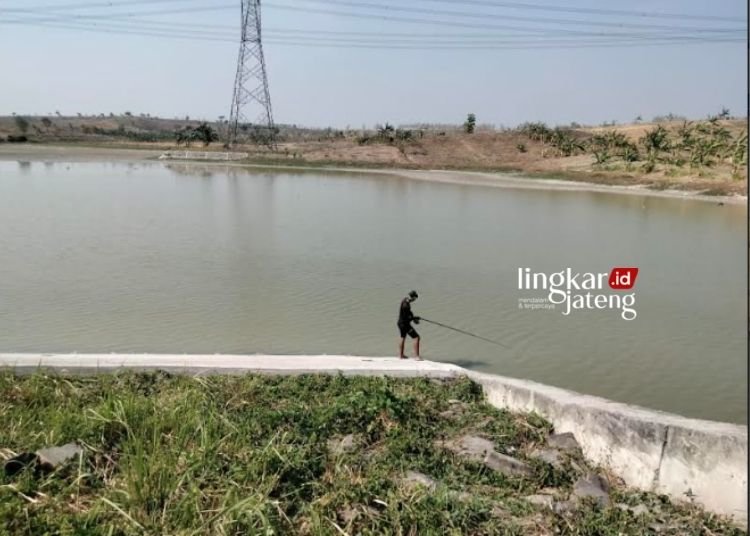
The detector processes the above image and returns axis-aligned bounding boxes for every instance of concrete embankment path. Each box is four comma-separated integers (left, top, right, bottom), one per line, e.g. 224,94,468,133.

0,353,464,377
1,353,746,527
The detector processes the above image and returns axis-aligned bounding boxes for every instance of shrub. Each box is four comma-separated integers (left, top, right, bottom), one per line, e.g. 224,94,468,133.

640,126,671,158
13,116,29,134
549,128,584,157
464,113,476,134
519,122,552,143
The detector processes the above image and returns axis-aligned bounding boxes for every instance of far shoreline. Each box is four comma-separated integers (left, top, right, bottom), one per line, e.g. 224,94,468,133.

0,143,746,206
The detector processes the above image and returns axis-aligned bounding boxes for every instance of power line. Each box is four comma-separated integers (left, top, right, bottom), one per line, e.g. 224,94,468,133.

5,0,741,24
0,0,200,13
285,0,744,32
9,19,235,41
419,0,742,23
4,0,742,36
3,1,742,40
4,16,741,43
263,3,743,38
3,18,743,49
265,27,743,38
264,38,744,50
262,32,740,44
0,3,236,23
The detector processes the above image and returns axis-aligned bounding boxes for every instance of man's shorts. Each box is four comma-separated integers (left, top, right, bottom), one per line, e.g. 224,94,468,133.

398,323,419,339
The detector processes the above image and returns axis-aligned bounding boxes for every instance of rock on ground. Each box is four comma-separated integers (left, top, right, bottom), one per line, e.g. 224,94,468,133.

547,432,581,453
400,470,437,490
439,435,533,477
616,503,650,516
529,447,564,470
572,472,611,507
4,443,83,476
525,494,555,509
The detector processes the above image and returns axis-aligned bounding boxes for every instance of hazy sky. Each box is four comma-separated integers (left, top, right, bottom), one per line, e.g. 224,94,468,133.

0,0,746,128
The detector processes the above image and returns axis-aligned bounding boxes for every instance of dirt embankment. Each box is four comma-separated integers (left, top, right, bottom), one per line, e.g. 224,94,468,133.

0,116,746,197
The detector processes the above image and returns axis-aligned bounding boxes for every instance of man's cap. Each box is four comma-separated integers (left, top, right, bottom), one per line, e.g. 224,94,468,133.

409,290,419,299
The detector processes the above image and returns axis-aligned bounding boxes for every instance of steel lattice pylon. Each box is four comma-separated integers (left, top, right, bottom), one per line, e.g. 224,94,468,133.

227,0,275,147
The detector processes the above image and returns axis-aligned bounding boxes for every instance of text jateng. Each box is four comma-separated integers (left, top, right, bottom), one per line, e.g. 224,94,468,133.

517,267,639,321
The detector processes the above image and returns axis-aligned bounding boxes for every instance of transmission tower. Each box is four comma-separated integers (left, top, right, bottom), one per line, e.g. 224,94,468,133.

227,0,275,147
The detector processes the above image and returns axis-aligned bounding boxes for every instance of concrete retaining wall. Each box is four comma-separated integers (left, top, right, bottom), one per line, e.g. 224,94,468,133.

0,353,745,525
158,151,248,161
467,371,747,525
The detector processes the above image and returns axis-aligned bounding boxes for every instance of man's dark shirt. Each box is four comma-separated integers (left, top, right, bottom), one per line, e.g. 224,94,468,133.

398,298,415,327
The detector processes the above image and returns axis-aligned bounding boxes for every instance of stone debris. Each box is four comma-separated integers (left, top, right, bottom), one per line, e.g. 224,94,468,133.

553,500,575,514
400,470,437,490
4,443,83,476
484,451,533,477
398,471,479,503
529,447,564,470
572,472,611,507
440,435,533,477
36,444,84,471
616,503,650,516
547,432,581,453
525,494,555,509
439,399,471,419
327,434,357,455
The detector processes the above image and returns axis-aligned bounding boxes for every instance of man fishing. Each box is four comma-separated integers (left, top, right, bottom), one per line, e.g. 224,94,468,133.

397,290,421,360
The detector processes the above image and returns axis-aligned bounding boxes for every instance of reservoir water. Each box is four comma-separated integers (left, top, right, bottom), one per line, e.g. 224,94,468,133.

0,160,746,423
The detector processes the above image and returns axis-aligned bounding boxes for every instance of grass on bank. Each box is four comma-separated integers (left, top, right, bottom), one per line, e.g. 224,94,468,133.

0,372,744,535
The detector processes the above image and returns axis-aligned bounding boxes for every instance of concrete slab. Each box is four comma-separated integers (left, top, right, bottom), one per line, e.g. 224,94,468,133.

0,353,465,378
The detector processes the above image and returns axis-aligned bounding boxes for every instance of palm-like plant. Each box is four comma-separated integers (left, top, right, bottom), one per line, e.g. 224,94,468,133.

730,130,748,177
641,126,671,161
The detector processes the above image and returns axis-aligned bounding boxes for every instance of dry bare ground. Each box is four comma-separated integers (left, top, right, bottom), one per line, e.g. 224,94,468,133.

0,116,746,196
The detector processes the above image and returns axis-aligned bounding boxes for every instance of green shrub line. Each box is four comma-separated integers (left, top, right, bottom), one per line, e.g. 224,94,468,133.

518,119,748,179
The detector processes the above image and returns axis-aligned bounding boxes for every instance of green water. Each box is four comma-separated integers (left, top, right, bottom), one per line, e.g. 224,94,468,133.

0,160,746,423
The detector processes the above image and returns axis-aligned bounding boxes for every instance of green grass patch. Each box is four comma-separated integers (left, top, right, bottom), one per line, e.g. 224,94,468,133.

0,372,743,535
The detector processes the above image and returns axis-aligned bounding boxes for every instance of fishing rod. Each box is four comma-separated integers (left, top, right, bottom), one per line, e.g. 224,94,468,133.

419,317,510,349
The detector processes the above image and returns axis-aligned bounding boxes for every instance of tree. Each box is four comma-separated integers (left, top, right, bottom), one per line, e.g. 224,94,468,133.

194,122,219,146
464,113,476,134
176,127,195,147
176,123,219,147
376,123,395,142
41,117,53,130
14,116,29,134
718,107,731,119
